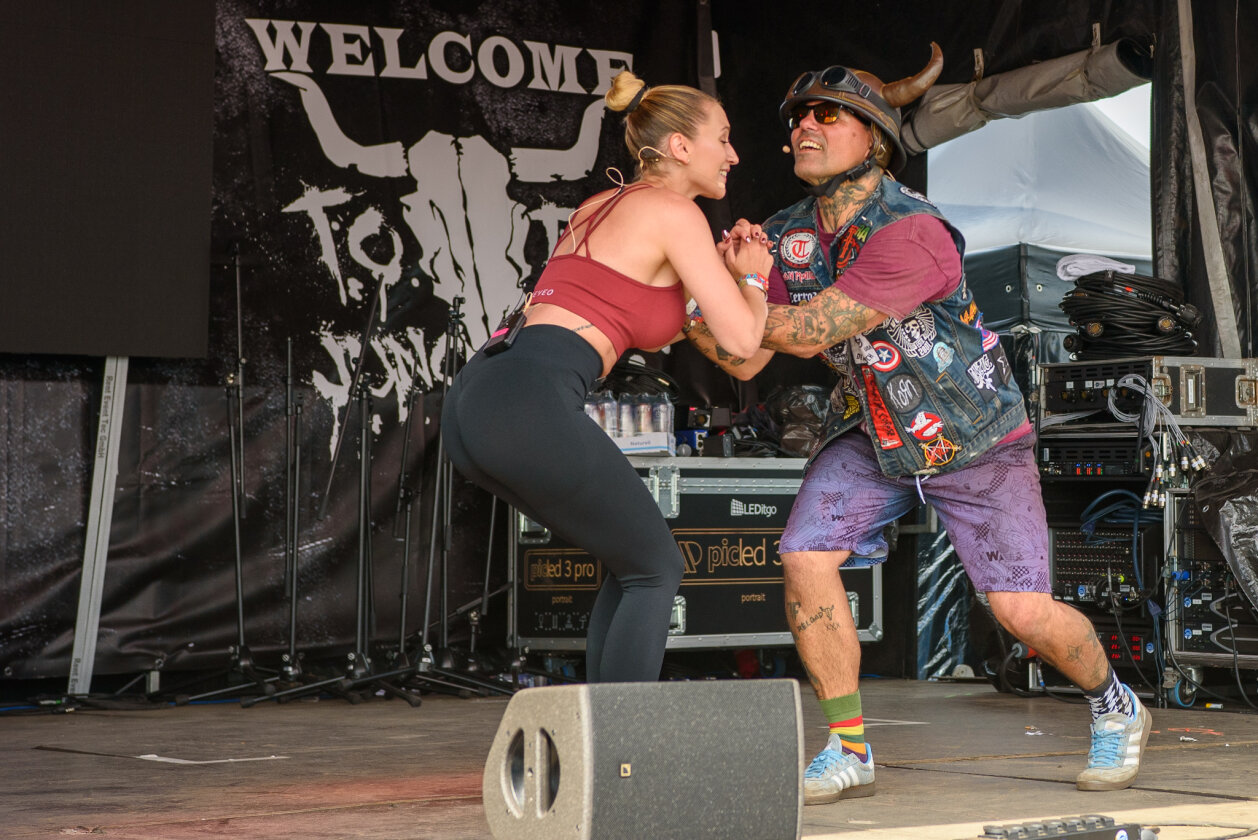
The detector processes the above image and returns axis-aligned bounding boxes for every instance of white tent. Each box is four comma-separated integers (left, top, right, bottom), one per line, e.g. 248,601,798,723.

929,99,1152,255
927,102,1154,355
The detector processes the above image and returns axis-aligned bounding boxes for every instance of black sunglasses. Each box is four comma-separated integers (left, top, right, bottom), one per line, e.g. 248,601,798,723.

786,102,847,130
787,65,873,100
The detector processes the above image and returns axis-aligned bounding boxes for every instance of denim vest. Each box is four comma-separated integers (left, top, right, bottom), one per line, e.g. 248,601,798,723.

764,178,1026,477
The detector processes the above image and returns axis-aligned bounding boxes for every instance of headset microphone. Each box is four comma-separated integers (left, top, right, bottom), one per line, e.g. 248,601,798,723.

782,145,791,154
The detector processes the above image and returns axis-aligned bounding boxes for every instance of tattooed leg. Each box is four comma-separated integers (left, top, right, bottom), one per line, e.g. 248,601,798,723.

782,550,861,699
986,591,1110,691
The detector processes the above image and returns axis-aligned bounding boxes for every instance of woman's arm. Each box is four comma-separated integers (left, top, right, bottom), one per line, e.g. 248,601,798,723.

659,201,769,359
683,319,775,380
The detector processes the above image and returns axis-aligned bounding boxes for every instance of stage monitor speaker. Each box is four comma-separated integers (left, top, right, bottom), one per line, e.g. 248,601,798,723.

482,679,803,840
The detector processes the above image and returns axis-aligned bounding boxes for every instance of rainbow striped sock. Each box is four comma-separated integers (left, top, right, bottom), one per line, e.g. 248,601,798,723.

818,692,867,760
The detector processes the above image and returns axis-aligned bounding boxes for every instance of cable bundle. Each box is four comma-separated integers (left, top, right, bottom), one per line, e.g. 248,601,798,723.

1106,373,1208,507
1077,489,1165,689
1058,269,1201,359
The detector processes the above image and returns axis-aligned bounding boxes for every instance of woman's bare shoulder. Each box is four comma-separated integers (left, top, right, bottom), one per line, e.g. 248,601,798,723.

624,184,707,224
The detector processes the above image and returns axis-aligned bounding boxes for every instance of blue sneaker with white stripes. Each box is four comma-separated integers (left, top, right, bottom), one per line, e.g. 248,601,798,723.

1076,686,1151,790
803,737,876,805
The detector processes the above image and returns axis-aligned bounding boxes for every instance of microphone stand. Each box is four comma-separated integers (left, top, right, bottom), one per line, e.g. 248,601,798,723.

410,297,512,697
374,380,453,695
176,380,277,704
281,338,303,684
253,275,425,706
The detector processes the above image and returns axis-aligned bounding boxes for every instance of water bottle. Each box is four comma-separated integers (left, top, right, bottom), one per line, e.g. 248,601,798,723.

650,394,674,434
618,399,636,437
634,397,652,435
598,392,619,437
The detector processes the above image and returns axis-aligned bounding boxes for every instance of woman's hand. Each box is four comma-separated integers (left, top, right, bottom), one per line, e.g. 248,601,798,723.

723,221,773,279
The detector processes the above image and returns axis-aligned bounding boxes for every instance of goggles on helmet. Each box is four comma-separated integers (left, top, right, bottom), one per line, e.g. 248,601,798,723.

786,66,873,102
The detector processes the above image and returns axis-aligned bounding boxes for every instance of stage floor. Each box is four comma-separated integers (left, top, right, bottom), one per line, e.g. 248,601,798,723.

4,678,1257,839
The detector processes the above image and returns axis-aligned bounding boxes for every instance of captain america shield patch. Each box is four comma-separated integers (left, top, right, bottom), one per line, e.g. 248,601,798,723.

870,341,901,372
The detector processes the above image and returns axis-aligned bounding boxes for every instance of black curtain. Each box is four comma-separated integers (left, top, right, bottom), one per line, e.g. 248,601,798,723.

1153,0,1257,357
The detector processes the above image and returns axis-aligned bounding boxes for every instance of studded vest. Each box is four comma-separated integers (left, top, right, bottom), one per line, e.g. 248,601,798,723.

763,178,1026,476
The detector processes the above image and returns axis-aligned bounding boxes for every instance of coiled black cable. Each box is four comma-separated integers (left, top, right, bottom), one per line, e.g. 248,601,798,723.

1059,270,1200,359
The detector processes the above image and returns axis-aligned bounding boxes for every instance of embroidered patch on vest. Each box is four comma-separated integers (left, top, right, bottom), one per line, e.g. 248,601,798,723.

831,379,863,419
994,349,1013,384
897,183,936,206
787,283,820,304
870,340,902,372
884,375,923,412
833,223,872,275
886,306,937,359
922,435,959,467
931,342,954,370
966,351,1002,399
907,411,944,440
861,368,904,450
820,345,848,373
779,228,817,268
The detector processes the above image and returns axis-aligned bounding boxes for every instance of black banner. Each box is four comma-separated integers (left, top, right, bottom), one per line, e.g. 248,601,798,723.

0,0,699,680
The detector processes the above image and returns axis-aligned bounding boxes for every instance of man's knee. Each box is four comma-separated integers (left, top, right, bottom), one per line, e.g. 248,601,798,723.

780,550,851,580
986,590,1057,640
780,551,809,578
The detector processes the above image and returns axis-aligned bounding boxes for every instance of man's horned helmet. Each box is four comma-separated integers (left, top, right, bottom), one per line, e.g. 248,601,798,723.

780,43,944,175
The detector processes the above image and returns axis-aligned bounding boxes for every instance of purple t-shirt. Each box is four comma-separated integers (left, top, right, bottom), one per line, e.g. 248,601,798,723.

767,214,959,314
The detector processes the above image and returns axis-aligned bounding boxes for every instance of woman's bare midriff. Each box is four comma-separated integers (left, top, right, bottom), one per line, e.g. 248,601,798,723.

523,303,618,377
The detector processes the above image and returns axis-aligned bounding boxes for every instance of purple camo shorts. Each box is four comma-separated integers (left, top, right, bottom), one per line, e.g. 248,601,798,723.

779,430,1050,593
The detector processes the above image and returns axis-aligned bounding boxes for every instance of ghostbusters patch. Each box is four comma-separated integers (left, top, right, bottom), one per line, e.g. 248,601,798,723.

907,411,944,440
779,228,817,268
883,375,923,412
886,306,937,359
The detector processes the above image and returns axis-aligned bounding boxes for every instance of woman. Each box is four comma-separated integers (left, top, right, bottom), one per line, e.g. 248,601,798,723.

441,71,771,682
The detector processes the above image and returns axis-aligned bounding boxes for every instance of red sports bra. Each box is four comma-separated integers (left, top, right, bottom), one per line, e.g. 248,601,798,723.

530,184,686,358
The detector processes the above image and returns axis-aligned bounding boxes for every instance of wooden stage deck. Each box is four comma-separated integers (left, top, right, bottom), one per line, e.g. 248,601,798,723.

4,678,1256,839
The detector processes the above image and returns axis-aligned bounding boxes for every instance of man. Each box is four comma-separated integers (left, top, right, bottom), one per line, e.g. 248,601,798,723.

687,45,1151,804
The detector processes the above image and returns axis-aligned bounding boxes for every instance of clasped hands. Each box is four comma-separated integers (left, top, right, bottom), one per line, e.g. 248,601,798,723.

718,218,773,281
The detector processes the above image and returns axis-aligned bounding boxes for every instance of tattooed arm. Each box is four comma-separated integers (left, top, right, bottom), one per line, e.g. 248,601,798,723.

685,285,887,375
763,288,887,357
684,318,775,380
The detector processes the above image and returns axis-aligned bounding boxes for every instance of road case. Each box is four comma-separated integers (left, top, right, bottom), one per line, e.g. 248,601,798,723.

1163,490,1258,670
508,456,884,652
1039,356,1258,429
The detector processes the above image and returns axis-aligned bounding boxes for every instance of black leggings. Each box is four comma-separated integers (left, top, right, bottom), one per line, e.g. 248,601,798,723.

441,325,683,682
